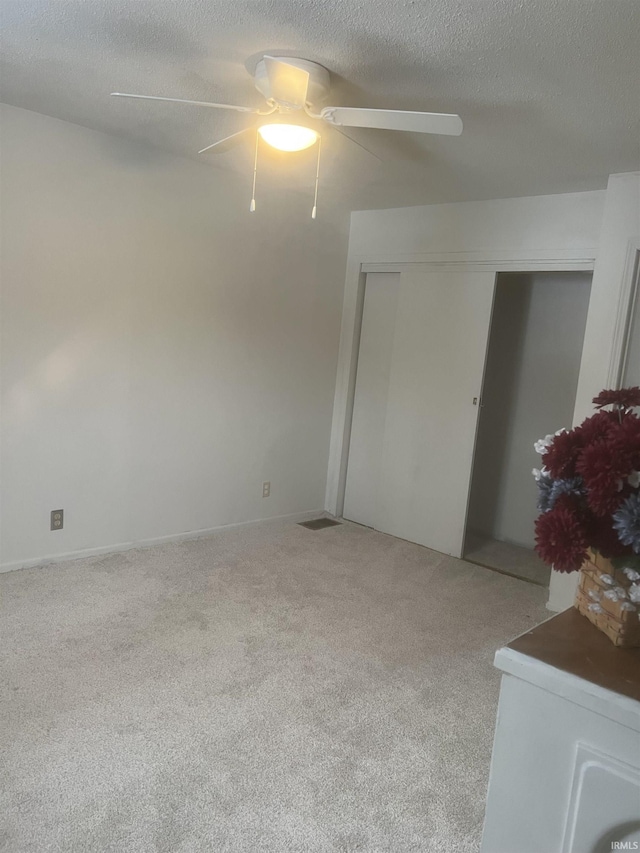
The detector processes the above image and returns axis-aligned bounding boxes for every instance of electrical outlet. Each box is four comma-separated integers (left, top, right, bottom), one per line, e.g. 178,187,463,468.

50,509,64,531
262,481,271,498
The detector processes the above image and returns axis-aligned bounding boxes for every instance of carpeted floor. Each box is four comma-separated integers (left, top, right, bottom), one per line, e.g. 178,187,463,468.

1,519,548,853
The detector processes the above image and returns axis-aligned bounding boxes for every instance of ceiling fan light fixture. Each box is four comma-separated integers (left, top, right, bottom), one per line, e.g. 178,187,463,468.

258,123,319,152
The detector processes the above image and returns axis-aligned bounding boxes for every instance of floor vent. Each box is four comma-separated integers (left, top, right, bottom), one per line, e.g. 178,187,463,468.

298,518,342,530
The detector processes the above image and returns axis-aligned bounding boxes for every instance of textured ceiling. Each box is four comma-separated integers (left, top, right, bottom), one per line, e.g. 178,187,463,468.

1,0,639,210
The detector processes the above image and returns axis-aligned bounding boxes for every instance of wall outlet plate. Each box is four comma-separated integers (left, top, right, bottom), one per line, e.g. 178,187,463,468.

50,509,64,530
262,481,271,498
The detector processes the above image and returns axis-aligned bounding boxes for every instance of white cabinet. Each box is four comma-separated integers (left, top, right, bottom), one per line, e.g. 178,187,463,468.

481,611,640,853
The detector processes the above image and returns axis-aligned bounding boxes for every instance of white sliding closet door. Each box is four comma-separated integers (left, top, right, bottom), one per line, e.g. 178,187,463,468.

344,267,495,558
377,268,496,556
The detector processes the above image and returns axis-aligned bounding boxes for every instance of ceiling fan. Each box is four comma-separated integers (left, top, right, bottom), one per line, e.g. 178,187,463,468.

111,55,463,155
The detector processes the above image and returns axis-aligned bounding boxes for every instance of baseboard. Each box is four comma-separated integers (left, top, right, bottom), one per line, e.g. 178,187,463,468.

0,509,326,574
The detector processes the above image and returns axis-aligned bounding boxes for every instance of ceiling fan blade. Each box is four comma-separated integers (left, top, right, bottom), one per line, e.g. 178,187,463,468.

263,56,309,108
198,128,253,154
320,106,463,136
111,93,255,113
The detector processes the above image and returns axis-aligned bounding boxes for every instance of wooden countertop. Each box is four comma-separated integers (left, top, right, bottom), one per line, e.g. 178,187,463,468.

507,607,640,703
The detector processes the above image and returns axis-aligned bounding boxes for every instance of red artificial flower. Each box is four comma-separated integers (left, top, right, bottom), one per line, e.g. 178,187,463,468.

577,411,617,445
577,441,631,516
534,497,589,573
609,422,640,492
593,387,640,410
542,430,584,479
534,390,640,575
588,512,632,559
617,413,640,456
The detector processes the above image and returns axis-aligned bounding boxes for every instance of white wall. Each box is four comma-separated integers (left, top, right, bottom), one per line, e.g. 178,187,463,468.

0,104,349,570
573,173,640,419
548,172,640,611
467,272,592,549
345,193,605,259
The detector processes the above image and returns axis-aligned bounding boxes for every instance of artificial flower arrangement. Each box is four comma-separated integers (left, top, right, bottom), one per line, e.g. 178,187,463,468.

532,387,640,572
532,388,640,645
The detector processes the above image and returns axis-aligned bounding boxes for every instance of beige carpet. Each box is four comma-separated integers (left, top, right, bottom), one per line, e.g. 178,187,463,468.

1,519,547,852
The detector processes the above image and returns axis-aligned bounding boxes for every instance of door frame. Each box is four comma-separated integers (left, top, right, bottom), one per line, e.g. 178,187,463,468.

325,249,598,522
609,242,640,387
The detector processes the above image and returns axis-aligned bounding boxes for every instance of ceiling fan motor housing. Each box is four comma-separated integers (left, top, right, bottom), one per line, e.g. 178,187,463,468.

254,57,331,108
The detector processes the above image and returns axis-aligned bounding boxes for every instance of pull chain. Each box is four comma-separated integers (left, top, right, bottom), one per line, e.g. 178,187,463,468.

249,131,259,212
311,135,322,220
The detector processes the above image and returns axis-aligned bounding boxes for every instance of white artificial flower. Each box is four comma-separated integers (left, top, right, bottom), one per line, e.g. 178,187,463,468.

599,574,615,585
532,468,542,481
534,434,556,454
623,567,640,582
628,583,640,604
588,603,604,613
620,602,636,612
628,470,640,488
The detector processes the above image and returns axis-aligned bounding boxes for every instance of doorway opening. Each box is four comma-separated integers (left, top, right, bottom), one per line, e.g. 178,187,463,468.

463,271,593,585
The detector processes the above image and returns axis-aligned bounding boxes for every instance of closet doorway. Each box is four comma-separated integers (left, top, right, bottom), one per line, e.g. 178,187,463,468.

463,271,592,584
342,265,593,585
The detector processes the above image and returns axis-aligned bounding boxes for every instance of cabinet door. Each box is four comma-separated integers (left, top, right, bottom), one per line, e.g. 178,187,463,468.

345,267,495,557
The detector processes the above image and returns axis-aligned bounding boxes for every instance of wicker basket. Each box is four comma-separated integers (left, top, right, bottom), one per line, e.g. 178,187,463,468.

574,549,640,647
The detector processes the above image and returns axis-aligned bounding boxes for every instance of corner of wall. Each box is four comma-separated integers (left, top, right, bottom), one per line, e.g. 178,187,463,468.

548,171,640,612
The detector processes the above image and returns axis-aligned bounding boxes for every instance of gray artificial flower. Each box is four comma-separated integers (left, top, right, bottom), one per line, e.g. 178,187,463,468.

613,492,640,555
536,473,554,512
537,475,585,513
548,477,586,508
